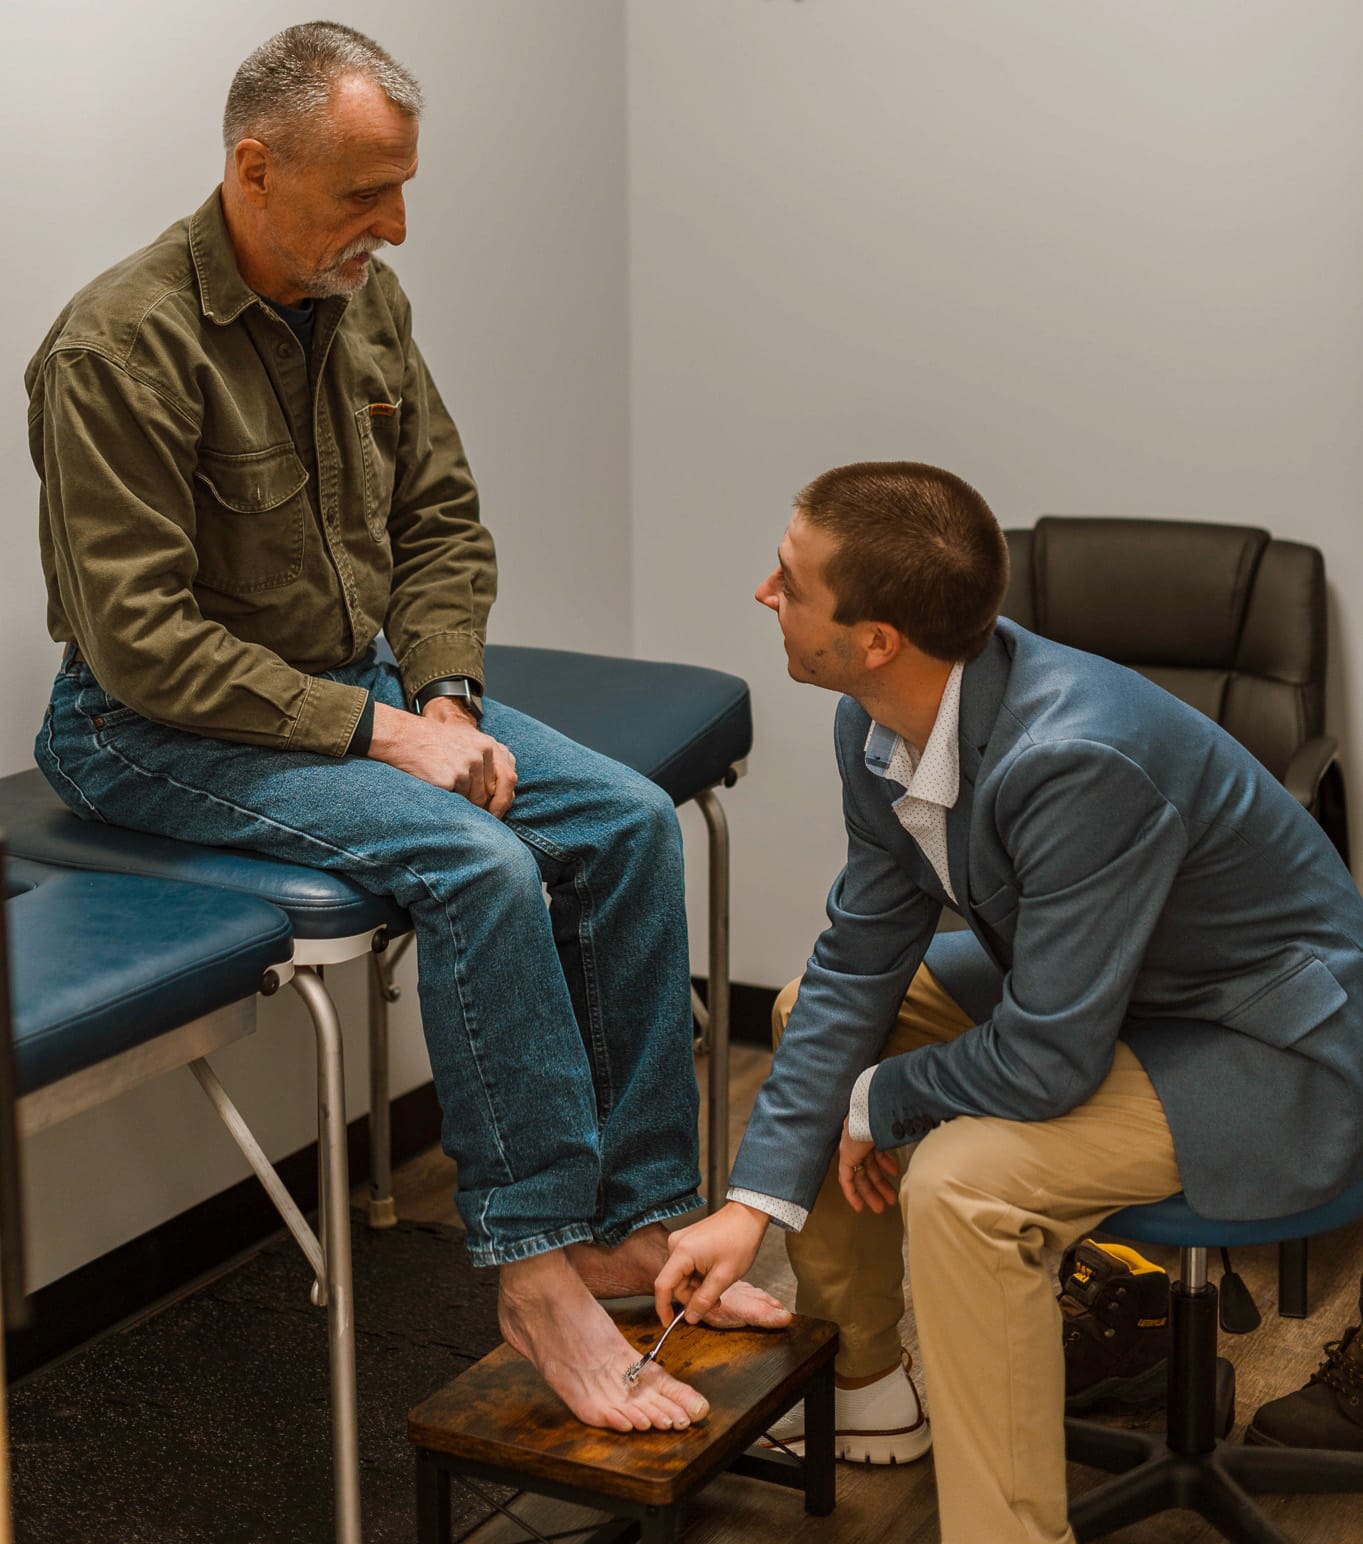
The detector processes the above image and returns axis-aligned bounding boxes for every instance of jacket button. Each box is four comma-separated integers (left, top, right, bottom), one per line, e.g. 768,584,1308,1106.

276,342,292,359
892,1121,906,1139
93,716,105,729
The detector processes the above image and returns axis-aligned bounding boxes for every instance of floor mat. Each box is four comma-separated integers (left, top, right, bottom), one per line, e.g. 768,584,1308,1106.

9,1214,506,1543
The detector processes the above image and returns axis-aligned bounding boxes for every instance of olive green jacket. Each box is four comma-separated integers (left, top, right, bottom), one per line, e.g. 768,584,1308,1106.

26,189,496,755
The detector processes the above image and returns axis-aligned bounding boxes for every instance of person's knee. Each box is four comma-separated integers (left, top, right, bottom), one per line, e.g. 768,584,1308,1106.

603,766,680,850
432,817,545,900
902,1121,994,1232
772,977,801,1050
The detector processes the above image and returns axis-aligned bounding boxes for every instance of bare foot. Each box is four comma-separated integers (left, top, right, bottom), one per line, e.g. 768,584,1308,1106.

498,1249,711,1432
568,1223,792,1330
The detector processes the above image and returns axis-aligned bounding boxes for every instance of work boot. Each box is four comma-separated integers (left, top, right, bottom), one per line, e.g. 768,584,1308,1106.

1060,1239,1170,1410
1247,1279,1363,1449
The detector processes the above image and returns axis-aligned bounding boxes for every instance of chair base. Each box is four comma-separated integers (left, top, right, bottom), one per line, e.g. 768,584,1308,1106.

1068,1357,1363,1544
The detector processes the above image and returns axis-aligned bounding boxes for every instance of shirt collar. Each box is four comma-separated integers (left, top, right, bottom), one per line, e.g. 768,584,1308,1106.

863,660,964,809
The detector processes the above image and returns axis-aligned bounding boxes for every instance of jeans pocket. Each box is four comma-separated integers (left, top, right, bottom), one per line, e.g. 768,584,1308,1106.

74,685,142,733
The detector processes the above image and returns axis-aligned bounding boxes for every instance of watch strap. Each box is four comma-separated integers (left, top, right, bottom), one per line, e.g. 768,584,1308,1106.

413,676,484,720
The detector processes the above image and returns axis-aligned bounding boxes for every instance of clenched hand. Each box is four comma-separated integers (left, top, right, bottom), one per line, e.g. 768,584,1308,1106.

369,698,518,817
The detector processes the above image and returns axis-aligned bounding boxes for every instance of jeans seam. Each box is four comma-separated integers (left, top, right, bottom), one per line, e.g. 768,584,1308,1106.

592,1193,703,1249
465,1222,597,1269
39,707,106,821
514,823,615,1124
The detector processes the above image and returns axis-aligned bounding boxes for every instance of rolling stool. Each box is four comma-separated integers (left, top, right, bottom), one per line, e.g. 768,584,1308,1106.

1066,1179,1363,1542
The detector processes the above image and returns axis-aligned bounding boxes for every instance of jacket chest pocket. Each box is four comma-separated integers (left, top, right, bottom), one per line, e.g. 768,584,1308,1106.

193,444,309,595
355,398,402,541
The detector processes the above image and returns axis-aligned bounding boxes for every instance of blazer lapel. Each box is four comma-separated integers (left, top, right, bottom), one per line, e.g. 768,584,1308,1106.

948,630,1013,960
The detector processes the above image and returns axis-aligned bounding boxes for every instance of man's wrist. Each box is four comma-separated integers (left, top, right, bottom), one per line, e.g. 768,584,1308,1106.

413,675,483,720
419,694,480,726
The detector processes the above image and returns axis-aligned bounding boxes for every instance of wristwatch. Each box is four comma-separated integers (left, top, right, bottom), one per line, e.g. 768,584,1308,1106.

414,676,484,721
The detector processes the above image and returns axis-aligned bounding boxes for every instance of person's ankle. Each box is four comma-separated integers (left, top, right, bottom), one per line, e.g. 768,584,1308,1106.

835,1358,906,1390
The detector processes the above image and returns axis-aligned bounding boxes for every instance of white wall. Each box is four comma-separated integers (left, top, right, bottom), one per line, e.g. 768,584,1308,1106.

6,0,631,1287
627,0,1363,989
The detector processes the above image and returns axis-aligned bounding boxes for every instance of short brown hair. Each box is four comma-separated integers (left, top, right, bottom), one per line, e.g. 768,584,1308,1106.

797,461,1009,661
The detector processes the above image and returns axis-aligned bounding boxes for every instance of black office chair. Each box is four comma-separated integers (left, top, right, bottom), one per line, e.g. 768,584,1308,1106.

1003,516,1350,1314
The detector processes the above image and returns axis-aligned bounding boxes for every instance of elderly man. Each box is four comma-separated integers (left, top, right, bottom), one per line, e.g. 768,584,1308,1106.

657,462,1363,1541
27,21,784,1432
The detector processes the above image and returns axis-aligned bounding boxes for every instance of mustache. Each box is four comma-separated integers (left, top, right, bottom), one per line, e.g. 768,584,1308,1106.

335,236,387,264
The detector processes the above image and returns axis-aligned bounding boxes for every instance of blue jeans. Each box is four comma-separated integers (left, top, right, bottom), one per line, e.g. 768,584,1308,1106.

37,650,703,1266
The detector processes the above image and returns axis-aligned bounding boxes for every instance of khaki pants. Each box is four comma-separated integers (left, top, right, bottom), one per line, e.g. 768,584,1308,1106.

774,967,1182,1544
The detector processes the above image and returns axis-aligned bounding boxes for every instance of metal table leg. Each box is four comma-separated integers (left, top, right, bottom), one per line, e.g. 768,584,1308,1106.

695,789,731,1213
292,968,363,1544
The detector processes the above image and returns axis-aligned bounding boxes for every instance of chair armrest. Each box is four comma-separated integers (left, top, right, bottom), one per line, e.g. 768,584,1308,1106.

1282,735,1340,810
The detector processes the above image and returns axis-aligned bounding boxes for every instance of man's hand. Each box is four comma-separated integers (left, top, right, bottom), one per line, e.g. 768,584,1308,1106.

368,699,518,816
838,1118,899,1214
653,1201,770,1326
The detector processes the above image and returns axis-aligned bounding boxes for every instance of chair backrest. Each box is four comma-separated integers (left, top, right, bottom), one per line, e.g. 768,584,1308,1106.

1002,516,1326,786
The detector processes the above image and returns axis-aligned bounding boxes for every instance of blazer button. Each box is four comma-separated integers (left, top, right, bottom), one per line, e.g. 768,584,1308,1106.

276,341,292,360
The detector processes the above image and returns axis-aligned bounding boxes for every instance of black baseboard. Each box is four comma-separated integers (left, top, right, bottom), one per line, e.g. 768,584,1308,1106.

7,981,776,1382
693,977,778,1047
5,1080,443,1383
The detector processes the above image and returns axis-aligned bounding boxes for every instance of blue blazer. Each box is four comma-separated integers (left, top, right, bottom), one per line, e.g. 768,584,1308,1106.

730,619,1363,1221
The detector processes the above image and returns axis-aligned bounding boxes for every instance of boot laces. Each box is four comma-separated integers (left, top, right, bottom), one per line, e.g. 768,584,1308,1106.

1310,1325,1363,1400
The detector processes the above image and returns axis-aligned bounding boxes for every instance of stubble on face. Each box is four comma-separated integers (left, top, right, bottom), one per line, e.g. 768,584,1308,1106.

296,233,387,298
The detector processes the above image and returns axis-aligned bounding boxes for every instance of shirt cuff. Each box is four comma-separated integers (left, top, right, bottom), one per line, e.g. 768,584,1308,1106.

345,691,376,756
727,1188,808,1232
848,1065,878,1143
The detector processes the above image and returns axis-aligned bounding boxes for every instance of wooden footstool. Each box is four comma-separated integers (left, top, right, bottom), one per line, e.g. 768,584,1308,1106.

408,1305,837,1543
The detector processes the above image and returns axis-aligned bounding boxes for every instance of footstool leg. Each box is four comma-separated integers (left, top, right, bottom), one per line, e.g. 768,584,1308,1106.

640,1504,678,1543
803,1360,836,1516
415,1449,451,1543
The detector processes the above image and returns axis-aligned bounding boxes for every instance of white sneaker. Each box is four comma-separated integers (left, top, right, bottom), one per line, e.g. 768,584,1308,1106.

763,1349,930,1465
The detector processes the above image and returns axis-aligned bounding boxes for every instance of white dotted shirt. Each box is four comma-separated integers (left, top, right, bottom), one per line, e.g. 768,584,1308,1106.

730,664,965,1230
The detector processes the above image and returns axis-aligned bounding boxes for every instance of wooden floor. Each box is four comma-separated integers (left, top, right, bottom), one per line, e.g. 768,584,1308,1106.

381,1043,1363,1543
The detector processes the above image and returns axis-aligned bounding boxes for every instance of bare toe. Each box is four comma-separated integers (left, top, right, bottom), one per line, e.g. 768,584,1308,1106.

702,1279,793,1331
647,1364,710,1423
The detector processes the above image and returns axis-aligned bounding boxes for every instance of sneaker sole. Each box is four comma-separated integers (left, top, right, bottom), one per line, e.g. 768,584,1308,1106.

1064,1360,1168,1412
762,1423,932,1466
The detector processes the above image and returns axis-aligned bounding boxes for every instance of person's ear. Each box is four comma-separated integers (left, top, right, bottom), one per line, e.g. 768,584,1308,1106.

862,622,903,672
231,140,273,207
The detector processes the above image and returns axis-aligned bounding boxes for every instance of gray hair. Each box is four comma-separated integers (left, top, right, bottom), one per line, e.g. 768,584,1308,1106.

223,21,423,161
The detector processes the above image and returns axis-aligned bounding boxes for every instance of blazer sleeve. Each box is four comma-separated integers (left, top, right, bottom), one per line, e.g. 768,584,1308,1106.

727,704,942,1211
868,738,1188,1144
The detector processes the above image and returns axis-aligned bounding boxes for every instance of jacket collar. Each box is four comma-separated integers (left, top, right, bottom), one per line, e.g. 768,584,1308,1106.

957,620,1015,786
946,621,1015,957
189,187,264,326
